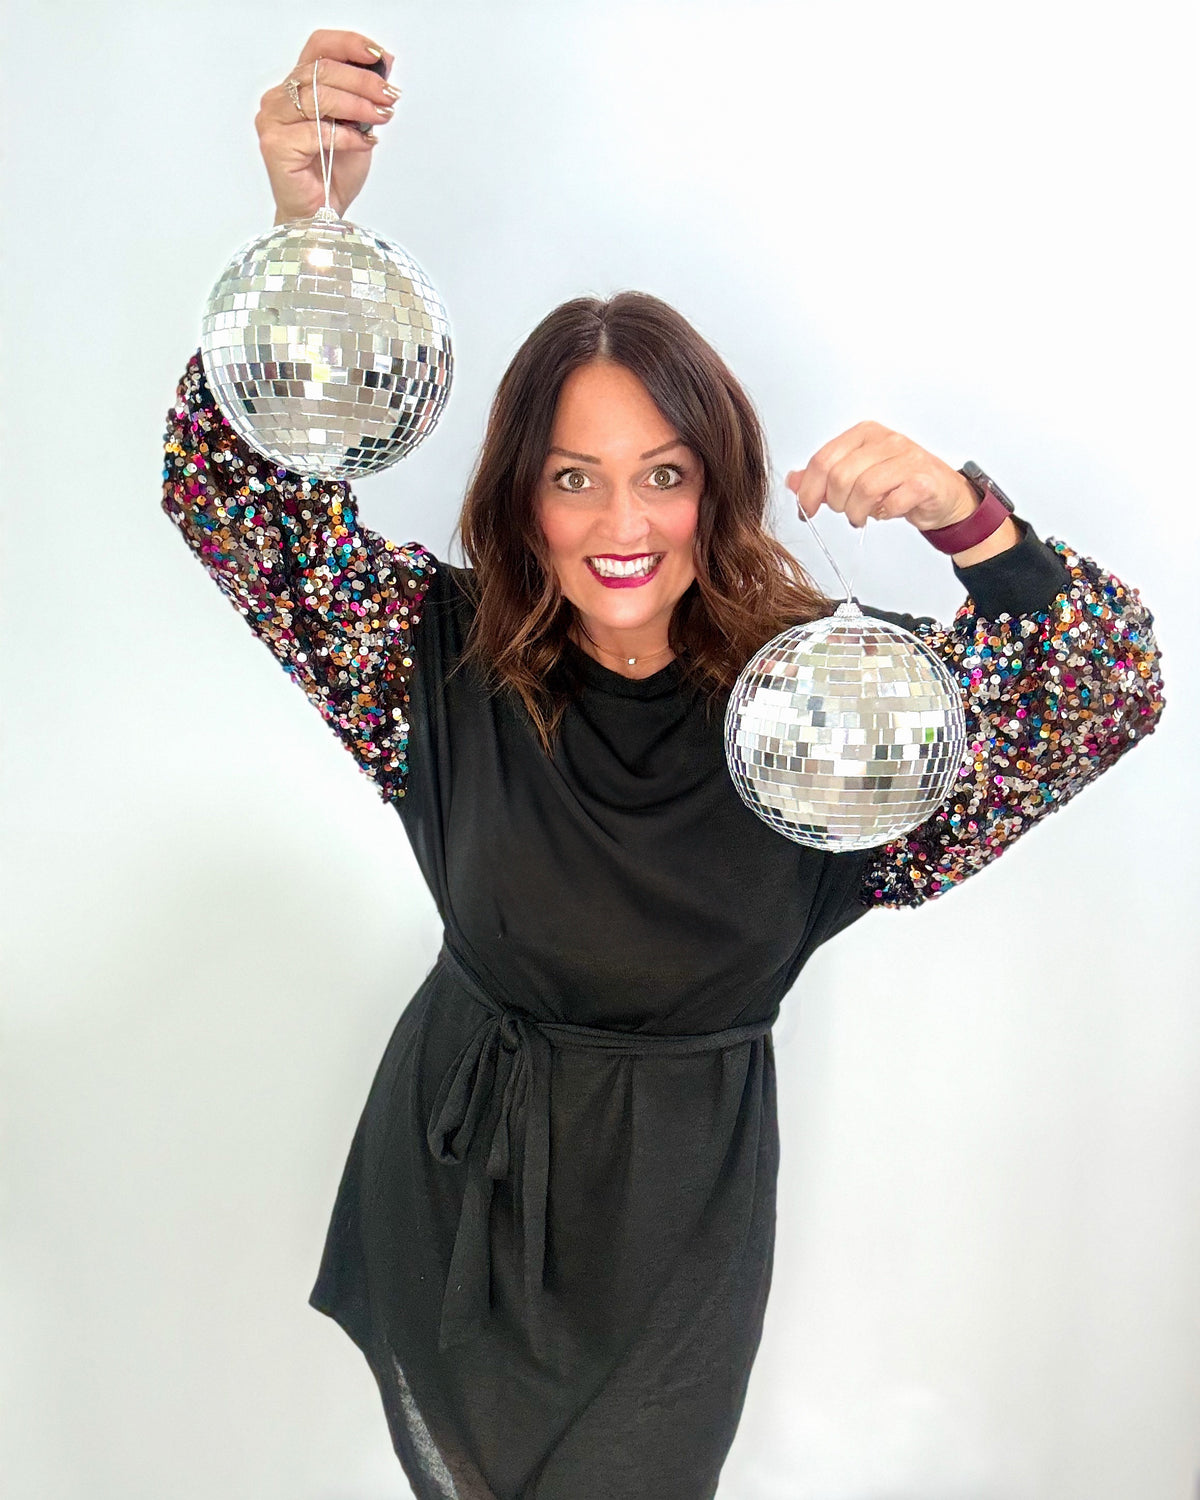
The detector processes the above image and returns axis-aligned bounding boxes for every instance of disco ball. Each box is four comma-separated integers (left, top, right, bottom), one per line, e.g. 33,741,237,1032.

724,600,969,851
199,207,453,481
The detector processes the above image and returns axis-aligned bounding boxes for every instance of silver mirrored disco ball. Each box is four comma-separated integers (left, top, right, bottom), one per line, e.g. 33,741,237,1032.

199,208,453,481
724,600,969,851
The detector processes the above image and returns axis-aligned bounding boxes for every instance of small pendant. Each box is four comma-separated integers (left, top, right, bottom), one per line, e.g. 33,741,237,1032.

627,657,637,666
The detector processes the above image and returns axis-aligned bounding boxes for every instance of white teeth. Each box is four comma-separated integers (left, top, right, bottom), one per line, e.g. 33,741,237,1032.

587,554,663,578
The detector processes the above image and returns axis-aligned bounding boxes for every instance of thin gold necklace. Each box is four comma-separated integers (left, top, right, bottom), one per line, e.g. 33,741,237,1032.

577,624,676,670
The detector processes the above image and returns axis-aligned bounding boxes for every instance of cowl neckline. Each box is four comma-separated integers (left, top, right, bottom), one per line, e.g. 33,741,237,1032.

562,636,684,700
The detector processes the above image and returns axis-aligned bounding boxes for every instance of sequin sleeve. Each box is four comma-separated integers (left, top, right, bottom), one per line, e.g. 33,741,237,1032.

161,347,438,802
855,521,1166,910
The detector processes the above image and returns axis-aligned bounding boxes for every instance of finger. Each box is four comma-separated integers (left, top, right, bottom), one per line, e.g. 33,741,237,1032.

825,436,912,521
265,117,380,161
269,63,397,127
272,78,397,129
786,469,822,521
296,29,394,75
799,428,903,520
793,421,890,519
843,455,940,528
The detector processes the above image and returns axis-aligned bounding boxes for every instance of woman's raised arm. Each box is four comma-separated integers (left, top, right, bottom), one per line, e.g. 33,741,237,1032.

161,31,435,800
853,519,1166,909
161,348,437,801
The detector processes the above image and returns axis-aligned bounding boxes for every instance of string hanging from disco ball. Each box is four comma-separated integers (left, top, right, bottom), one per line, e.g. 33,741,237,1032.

199,58,453,481
724,500,969,852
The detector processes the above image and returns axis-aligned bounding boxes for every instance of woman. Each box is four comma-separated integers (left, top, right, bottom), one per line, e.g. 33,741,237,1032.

162,29,1166,1500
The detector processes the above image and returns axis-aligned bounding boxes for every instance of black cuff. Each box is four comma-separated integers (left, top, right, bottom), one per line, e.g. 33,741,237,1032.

950,515,1072,619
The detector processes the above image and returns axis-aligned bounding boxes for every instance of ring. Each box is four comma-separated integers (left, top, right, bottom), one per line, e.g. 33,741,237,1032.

285,75,305,116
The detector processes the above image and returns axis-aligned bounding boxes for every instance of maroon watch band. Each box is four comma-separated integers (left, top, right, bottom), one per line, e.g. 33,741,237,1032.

921,464,1016,555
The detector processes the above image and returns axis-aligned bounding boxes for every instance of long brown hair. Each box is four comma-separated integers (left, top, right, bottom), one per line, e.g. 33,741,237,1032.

453,290,839,751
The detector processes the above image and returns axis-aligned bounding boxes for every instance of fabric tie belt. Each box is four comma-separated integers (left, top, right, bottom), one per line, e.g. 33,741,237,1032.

426,942,776,1355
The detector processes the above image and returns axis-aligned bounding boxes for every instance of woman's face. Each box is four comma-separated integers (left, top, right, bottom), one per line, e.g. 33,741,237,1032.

535,360,703,644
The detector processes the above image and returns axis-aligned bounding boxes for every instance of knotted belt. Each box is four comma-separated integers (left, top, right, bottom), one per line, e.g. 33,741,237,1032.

425,941,777,1355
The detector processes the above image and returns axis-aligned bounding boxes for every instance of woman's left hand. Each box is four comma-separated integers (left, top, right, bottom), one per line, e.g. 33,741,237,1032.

785,421,979,532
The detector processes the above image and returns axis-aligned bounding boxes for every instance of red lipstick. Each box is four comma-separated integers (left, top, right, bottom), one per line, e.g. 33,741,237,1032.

584,554,665,589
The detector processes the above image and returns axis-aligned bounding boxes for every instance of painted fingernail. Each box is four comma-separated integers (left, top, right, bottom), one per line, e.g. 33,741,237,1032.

374,104,394,118
365,42,384,58
381,82,401,99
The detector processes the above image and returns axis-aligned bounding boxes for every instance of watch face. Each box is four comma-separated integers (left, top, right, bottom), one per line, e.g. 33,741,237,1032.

961,462,1015,512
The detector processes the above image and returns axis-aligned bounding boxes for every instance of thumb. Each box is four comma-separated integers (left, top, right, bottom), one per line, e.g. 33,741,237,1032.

785,467,806,493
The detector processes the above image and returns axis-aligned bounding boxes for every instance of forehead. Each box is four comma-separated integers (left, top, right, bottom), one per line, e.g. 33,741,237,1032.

550,360,678,455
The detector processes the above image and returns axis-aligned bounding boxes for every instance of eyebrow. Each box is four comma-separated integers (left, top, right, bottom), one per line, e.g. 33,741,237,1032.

547,439,688,464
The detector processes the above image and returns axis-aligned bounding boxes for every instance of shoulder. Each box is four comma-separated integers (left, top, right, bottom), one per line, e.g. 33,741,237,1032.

425,555,474,596
363,540,466,606
417,554,477,616
397,551,479,663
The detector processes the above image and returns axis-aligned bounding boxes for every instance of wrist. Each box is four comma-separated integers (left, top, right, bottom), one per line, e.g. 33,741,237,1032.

920,463,1019,558
950,513,1022,567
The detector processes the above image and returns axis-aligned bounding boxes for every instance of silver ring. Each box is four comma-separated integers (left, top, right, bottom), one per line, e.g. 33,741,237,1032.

285,75,305,116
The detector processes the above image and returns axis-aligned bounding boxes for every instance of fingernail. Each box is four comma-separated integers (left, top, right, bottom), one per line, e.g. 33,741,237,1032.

381,82,401,99
365,42,384,58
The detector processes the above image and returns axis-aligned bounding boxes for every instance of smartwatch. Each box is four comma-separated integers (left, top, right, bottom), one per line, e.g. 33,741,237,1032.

922,461,1017,555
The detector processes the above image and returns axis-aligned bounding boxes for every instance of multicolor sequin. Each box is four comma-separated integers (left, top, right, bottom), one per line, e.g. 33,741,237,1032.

162,349,436,801
858,541,1166,908
163,346,1166,878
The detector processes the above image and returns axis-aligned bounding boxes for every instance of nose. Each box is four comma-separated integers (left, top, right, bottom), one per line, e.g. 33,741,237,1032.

597,484,654,549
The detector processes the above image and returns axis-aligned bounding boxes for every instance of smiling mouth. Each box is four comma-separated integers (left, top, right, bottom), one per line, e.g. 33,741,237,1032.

585,553,666,580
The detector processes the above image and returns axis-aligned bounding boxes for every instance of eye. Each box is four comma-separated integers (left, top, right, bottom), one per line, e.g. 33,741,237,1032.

548,461,686,493
550,466,593,492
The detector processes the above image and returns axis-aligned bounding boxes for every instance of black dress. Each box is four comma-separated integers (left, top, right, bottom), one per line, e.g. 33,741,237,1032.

162,350,1165,1500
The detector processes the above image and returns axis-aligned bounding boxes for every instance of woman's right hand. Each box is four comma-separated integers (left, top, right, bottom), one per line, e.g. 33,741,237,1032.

256,29,399,225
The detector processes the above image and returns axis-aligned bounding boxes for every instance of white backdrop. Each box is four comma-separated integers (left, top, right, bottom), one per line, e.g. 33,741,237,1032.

2,3,1196,1497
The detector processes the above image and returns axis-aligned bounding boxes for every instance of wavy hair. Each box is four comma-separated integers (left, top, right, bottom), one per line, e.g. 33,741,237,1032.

453,290,839,751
